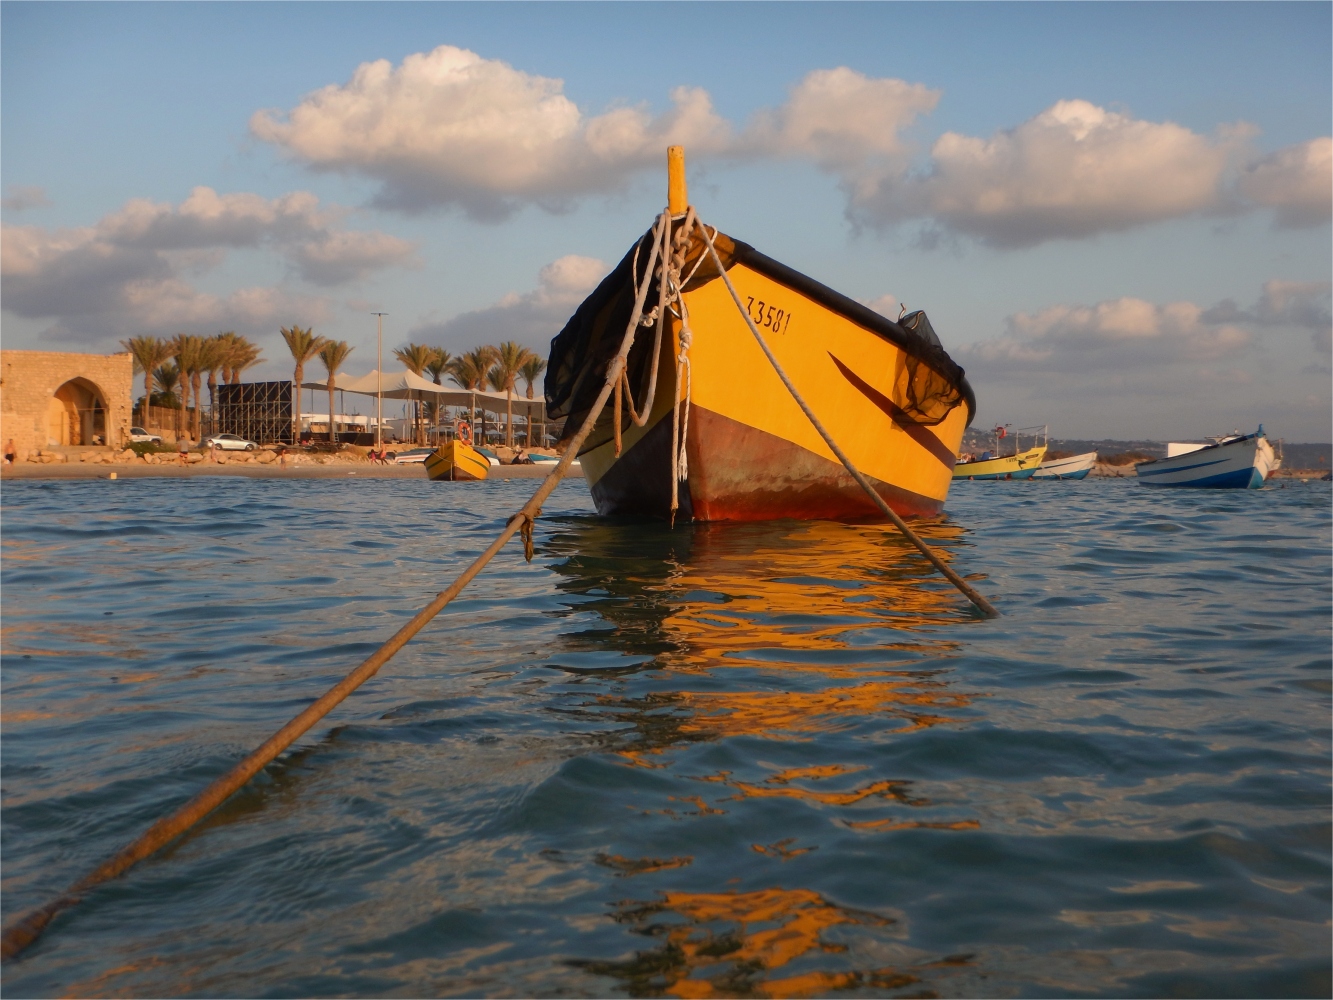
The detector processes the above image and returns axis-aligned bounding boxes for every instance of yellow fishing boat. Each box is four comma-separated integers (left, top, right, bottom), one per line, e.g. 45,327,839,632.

951,447,1046,480
546,148,975,522
952,424,1047,480
424,439,489,482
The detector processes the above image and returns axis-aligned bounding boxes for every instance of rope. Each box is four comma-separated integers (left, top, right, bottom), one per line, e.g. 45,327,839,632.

0,211,672,965
691,220,1000,619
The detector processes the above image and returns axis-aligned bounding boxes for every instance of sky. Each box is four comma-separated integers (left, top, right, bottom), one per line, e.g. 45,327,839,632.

2,1,1330,440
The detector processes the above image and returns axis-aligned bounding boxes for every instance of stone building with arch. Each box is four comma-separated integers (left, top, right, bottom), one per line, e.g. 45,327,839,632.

0,350,134,457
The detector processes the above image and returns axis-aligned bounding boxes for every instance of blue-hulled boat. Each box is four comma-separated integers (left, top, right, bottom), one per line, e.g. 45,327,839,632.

1134,428,1275,489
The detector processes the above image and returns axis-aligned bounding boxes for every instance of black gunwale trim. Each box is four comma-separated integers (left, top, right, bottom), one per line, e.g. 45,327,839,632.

730,242,976,426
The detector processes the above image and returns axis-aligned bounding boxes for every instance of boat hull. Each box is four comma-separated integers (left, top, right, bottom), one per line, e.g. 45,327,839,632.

425,440,490,481
1134,434,1272,489
1032,451,1097,480
952,446,1047,480
572,246,972,523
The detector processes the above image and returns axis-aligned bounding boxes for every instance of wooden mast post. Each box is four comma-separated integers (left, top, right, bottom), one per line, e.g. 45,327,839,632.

667,145,687,215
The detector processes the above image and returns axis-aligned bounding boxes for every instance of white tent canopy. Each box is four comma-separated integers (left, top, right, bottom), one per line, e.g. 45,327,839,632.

300,369,548,420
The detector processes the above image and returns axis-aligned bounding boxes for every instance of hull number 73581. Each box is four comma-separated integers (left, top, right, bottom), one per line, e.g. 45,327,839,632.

745,296,793,334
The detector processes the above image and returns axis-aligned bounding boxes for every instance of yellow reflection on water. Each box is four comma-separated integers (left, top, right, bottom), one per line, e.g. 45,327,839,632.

573,886,931,998
661,520,972,671
549,517,983,775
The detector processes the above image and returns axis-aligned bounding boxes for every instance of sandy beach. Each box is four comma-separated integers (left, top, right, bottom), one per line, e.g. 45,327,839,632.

1,456,582,481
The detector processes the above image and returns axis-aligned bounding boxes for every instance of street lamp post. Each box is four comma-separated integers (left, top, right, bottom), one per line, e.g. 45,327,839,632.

372,312,387,450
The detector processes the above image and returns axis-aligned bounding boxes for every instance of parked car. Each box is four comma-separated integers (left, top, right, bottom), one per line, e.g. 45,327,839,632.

202,433,257,451
129,426,162,444
391,448,434,465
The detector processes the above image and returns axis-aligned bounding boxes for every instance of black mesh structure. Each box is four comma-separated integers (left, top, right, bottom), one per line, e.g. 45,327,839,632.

545,222,974,433
215,381,293,444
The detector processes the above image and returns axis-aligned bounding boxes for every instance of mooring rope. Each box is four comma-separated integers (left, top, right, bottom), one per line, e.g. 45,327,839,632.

691,220,1000,619
1,204,994,962
0,211,672,965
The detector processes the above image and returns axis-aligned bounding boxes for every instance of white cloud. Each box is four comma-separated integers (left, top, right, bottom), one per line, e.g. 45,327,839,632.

962,282,1333,383
291,230,417,286
961,294,1253,374
860,293,901,320
1,187,409,346
252,45,731,218
748,68,938,196
2,185,51,212
408,253,607,351
253,48,1329,247
855,100,1246,246
1202,279,1331,354
1237,137,1333,227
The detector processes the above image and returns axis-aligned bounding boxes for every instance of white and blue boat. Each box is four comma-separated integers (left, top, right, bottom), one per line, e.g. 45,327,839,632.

1134,428,1275,489
1032,451,1097,480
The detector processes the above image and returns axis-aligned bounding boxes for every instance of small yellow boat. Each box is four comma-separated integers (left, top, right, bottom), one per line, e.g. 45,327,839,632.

952,424,1047,480
425,440,489,482
951,447,1046,480
546,149,975,522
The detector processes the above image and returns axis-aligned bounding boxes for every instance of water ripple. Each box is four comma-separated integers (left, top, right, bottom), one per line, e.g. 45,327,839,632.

1,477,1328,997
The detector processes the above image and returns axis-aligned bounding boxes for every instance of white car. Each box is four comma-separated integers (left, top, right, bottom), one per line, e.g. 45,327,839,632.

391,448,434,465
202,433,258,451
129,426,162,444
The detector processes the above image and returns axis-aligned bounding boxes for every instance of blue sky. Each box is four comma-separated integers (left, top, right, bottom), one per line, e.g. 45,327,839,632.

3,2,1329,439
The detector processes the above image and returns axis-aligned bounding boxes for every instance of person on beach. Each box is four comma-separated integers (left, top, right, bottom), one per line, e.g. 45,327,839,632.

4,439,15,465
210,439,219,463
178,437,190,466
278,445,288,470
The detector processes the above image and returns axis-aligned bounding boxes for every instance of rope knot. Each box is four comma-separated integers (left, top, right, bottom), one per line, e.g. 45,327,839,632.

507,509,541,562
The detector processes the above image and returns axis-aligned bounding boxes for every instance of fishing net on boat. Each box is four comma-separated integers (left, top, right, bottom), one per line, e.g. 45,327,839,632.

545,222,974,435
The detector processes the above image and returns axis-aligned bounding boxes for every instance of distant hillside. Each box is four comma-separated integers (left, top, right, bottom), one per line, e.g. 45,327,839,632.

1279,443,1331,470
957,431,1331,470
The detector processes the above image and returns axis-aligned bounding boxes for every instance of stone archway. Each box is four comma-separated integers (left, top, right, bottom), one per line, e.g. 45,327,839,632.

48,378,108,446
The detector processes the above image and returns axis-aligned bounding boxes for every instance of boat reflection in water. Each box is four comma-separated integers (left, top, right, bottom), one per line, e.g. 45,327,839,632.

544,515,985,996
571,886,972,999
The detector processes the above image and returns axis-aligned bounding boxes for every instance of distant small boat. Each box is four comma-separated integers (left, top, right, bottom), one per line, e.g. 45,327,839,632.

1134,428,1274,489
953,424,1047,480
425,440,490,482
1032,451,1097,480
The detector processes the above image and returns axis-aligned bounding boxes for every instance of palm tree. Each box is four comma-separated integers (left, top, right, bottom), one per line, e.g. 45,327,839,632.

489,341,535,448
170,334,203,441
519,355,547,447
446,353,484,391
121,336,172,423
172,334,212,442
447,346,499,444
201,335,226,436
228,337,264,384
281,325,326,443
393,343,438,444
214,331,239,384
152,362,181,408
424,349,451,442
317,340,354,443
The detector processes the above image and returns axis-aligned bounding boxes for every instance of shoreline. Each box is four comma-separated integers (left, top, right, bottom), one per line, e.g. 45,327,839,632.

3,463,1322,483
0,461,583,481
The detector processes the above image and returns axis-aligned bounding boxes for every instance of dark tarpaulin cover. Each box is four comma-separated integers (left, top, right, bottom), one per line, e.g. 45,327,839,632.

544,222,974,437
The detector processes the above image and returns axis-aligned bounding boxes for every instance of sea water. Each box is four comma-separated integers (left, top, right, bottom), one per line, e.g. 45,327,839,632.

1,476,1328,998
